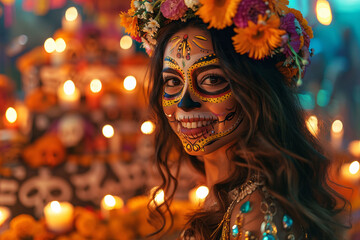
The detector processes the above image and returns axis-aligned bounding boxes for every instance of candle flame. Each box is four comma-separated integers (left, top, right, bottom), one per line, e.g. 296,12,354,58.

332,120,343,133
55,38,66,53
123,76,137,91
102,124,114,138
5,107,17,123
316,0,332,25
196,186,209,200
306,115,319,136
141,121,155,134
44,38,56,53
50,201,61,213
65,7,78,21
90,79,102,93
104,195,116,207
63,80,75,95
349,161,360,175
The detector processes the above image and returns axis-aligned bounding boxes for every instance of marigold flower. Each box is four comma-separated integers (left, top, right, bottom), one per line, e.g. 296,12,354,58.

196,0,241,29
160,0,188,20
233,0,268,28
268,0,289,15
119,13,140,39
232,15,286,59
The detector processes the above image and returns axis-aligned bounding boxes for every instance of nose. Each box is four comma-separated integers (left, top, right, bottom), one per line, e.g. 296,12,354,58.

177,90,201,111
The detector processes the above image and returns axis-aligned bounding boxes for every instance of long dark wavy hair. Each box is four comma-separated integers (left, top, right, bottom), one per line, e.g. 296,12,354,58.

147,19,349,240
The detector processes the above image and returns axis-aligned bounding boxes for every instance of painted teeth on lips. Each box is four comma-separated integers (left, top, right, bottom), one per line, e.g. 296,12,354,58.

181,121,212,129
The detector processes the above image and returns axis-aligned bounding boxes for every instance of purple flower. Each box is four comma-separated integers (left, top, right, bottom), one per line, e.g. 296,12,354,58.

233,0,268,28
160,0,188,20
280,13,301,57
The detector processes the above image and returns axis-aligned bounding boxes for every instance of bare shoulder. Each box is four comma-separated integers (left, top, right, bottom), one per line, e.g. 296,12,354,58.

229,189,303,240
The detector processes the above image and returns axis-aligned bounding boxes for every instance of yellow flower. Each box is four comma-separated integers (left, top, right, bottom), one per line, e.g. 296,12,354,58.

196,0,241,29
119,12,139,38
268,0,289,15
232,15,286,59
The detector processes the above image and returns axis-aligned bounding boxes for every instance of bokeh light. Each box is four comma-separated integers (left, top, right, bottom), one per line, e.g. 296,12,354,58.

63,80,75,95
196,186,209,200
50,201,61,213
120,35,133,50
44,38,56,53
306,115,319,136
102,124,114,138
55,38,66,53
316,0,332,25
90,79,102,93
123,76,137,91
349,161,360,175
65,7,78,21
5,107,17,123
141,121,155,134
332,120,343,133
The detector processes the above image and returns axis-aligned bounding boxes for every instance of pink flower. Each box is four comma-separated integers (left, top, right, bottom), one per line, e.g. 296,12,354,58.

280,13,301,57
160,0,188,20
233,0,268,28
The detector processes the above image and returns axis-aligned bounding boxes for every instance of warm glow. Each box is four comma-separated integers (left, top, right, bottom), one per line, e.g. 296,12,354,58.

154,189,165,205
349,140,360,157
102,124,114,138
5,107,17,123
104,195,116,207
196,186,209,200
332,120,343,133
316,0,332,25
55,38,66,53
349,161,360,175
120,35,133,50
90,79,102,93
63,80,75,95
141,121,155,134
123,76,137,91
0,207,10,226
44,38,56,53
306,115,319,136
65,7,78,21
50,201,61,213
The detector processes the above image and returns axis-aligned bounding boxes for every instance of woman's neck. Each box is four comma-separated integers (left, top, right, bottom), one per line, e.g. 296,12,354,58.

202,145,235,189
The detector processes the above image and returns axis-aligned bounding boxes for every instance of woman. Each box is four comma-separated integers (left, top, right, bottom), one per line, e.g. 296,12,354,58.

121,1,349,239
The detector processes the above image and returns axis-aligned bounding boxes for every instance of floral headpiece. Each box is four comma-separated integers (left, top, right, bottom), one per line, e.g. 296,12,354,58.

120,0,314,84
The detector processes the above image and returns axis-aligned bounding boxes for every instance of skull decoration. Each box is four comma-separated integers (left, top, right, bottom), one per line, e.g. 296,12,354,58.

19,168,72,218
58,114,85,147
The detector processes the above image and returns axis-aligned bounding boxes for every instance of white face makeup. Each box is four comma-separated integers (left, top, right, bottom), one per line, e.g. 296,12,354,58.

162,27,244,156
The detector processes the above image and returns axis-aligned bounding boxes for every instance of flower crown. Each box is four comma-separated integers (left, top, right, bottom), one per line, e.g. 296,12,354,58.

120,0,314,84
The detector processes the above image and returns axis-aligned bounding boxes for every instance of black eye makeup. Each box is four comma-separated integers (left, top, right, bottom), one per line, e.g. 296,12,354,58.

192,66,230,96
162,74,184,97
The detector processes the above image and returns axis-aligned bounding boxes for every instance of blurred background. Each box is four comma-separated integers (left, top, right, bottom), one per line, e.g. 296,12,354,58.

0,0,359,239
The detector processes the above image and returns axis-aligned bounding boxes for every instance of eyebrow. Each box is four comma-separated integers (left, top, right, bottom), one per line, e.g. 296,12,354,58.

191,64,222,79
161,68,183,79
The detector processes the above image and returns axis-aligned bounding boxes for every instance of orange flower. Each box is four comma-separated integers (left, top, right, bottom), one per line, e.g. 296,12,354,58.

268,0,289,15
196,0,241,29
232,15,286,59
288,8,313,38
276,61,299,81
119,12,139,38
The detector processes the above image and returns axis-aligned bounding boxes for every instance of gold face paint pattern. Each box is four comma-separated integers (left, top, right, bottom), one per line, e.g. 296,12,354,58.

162,57,184,107
169,34,212,60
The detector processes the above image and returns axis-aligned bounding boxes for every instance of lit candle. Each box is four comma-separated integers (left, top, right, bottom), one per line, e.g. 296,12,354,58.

100,195,124,219
57,80,80,109
340,161,360,182
3,107,18,128
189,186,209,206
0,207,11,231
149,187,165,208
331,120,343,150
306,115,319,136
85,79,103,109
62,7,81,32
44,201,74,233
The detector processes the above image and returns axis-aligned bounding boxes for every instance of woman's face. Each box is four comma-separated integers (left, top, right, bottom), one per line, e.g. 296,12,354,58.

162,27,244,156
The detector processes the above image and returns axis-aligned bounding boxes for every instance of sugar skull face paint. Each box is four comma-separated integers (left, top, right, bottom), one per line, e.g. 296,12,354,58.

162,27,244,156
